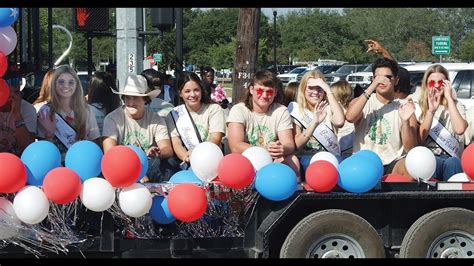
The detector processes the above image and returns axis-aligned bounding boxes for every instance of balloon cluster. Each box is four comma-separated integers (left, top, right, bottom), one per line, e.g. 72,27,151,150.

0,8,19,107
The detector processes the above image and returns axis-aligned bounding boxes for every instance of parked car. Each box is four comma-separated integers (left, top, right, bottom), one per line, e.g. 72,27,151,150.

324,64,368,84
277,66,308,86
295,65,344,83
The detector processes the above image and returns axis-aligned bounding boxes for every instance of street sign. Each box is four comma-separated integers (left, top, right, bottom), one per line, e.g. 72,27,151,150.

432,36,451,55
153,53,163,63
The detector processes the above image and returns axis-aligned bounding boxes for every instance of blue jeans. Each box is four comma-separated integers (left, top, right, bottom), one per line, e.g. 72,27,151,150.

434,154,462,181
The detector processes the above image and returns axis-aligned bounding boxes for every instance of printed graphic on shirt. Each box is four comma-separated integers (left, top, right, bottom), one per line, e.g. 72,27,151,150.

368,114,391,145
195,123,208,142
248,125,274,146
123,130,151,150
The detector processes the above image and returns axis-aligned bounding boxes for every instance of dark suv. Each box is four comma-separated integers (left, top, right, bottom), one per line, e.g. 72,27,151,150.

324,64,368,84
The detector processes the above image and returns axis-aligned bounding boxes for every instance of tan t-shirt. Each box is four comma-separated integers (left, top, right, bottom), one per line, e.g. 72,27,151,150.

353,95,405,165
166,103,225,142
226,102,293,147
103,106,169,151
292,105,334,156
147,97,175,118
0,100,37,156
336,106,355,156
465,105,474,145
416,101,466,157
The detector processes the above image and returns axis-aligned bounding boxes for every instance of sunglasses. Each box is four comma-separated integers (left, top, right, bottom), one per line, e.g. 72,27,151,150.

428,80,444,88
56,79,77,87
255,87,275,97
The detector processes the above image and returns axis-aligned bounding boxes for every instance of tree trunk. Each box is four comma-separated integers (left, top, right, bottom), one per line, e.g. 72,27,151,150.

232,8,260,105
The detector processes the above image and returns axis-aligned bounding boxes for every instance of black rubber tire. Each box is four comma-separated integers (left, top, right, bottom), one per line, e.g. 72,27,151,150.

399,207,474,258
279,209,385,258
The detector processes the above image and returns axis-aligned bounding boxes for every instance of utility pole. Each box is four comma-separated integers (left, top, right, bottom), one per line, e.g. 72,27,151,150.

232,8,260,104
116,8,144,90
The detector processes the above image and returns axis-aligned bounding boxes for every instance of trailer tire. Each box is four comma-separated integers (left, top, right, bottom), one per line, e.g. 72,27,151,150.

279,209,385,258
399,207,474,258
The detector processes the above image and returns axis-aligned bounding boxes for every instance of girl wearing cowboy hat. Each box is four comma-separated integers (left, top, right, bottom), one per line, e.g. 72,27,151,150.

102,74,173,182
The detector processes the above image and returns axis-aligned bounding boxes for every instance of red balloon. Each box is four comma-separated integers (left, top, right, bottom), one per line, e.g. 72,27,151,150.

0,52,7,77
461,144,474,179
0,78,9,108
167,183,207,222
101,146,141,188
382,173,415,182
43,167,81,204
217,153,255,189
0,152,26,193
305,160,338,192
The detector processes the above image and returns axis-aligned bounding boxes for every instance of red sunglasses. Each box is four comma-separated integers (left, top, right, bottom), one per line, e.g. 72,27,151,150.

255,87,275,97
428,80,444,88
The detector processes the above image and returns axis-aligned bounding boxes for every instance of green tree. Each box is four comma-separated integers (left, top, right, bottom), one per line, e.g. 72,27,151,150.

459,32,474,62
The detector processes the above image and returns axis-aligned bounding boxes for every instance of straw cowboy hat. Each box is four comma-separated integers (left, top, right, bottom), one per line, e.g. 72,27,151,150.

111,74,160,98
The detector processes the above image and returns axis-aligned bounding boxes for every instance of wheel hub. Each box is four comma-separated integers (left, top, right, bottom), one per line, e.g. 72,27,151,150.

307,233,365,258
427,231,473,258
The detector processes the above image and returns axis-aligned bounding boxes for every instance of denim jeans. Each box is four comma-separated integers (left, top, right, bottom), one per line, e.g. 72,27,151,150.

434,154,463,181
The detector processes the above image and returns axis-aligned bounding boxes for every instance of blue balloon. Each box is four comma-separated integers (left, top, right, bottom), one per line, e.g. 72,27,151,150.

150,196,175,224
65,140,103,182
128,145,148,182
355,150,384,178
337,155,382,193
255,163,297,201
0,8,19,28
169,170,202,184
21,141,61,186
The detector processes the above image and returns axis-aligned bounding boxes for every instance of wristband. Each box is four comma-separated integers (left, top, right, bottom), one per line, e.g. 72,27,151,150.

362,90,371,100
15,119,25,128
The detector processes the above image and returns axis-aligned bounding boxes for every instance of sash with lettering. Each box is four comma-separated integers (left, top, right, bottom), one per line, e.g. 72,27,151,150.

288,101,341,156
170,104,202,151
42,105,77,149
429,117,459,158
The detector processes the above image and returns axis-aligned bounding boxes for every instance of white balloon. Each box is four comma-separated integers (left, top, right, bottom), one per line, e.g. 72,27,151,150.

242,146,273,171
80,178,116,212
0,26,17,55
190,142,223,183
13,186,49,225
405,146,436,181
118,183,152,218
0,197,21,240
448,173,471,182
310,151,339,168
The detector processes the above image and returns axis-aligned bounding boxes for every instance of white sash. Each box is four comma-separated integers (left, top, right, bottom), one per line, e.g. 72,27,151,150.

170,104,201,151
429,118,459,158
414,104,459,158
42,106,77,149
288,102,341,156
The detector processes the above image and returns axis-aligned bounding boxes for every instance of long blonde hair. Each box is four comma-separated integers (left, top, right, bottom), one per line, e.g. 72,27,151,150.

296,70,327,114
331,80,353,109
418,64,450,120
48,65,89,140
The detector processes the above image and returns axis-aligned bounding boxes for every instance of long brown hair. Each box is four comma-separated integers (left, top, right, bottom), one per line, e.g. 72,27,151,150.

418,64,450,120
48,65,89,140
244,70,280,110
33,69,55,105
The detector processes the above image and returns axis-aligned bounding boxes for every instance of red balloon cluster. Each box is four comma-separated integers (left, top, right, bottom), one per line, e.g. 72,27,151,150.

217,153,255,189
0,52,7,77
43,167,82,204
461,144,474,179
382,173,414,182
101,146,141,188
0,152,26,193
0,78,9,108
305,160,338,192
167,183,207,222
